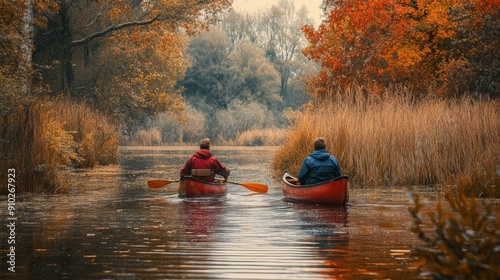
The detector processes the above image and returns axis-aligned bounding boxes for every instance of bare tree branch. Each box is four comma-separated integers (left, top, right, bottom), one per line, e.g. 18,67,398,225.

70,14,160,47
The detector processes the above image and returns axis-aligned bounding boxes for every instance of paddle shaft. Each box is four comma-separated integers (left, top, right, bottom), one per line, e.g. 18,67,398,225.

148,179,268,193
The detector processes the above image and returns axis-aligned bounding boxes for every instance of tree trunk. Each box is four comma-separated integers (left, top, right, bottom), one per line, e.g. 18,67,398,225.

59,1,74,93
20,0,34,96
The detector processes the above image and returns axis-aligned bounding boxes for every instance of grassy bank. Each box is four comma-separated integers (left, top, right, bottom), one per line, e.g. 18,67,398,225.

52,98,118,168
0,98,118,194
272,87,500,198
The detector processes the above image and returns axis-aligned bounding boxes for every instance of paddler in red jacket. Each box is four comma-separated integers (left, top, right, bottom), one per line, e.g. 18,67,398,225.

180,138,230,182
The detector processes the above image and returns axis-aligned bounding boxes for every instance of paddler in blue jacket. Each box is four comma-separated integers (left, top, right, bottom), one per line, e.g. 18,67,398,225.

298,137,341,185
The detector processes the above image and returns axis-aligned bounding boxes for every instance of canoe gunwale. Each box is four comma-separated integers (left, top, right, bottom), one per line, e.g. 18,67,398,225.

180,175,226,186
282,173,349,188
282,173,349,206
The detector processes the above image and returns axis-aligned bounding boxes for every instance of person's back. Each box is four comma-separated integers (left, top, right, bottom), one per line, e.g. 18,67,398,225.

180,138,230,182
298,137,341,185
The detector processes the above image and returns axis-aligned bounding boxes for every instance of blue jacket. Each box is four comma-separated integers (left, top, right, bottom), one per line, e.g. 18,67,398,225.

298,149,341,185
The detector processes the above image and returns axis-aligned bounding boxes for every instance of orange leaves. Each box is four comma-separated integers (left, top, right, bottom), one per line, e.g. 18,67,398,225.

35,0,59,14
302,0,402,91
32,0,59,28
302,0,499,95
106,0,132,20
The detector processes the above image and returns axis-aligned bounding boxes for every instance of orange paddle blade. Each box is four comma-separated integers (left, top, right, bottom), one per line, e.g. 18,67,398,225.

227,181,268,193
147,179,179,189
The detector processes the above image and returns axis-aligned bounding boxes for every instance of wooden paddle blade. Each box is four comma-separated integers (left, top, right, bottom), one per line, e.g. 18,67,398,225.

241,182,268,193
227,181,268,193
147,179,179,189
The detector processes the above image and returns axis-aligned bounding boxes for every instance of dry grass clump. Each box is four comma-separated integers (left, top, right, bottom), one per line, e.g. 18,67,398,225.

234,128,288,146
272,86,500,197
52,98,118,168
1,103,74,193
135,128,162,146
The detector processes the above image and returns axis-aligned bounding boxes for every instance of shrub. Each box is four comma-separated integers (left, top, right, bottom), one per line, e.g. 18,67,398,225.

155,105,206,144
408,192,500,279
235,128,288,146
136,128,162,146
215,101,278,142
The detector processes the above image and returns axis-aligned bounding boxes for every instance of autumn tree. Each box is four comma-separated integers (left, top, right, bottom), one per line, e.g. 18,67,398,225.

33,0,232,131
1,0,58,110
1,0,25,114
401,0,500,95
304,0,499,97
88,20,189,132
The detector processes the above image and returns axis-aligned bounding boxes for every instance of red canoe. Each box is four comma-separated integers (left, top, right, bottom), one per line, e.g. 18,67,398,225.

178,176,227,198
282,173,349,206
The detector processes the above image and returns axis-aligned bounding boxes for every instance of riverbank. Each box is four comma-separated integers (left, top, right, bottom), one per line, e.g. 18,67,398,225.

0,98,118,194
272,87,500,198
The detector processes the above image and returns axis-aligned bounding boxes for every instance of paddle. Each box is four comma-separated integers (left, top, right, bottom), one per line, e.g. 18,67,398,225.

227,180,268,194
147,179,268,194
147,179,180,189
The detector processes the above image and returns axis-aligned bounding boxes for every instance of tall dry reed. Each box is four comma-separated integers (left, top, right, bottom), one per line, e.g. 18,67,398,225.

52,98,118,168
1,103,73,193
272,86,500,197
0,98,118,194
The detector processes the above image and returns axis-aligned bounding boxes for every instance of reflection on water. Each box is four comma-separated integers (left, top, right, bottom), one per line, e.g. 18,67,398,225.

0,146,420,279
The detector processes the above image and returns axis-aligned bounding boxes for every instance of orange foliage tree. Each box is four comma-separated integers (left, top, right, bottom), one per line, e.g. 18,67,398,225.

303,0,499,97
39,0,232,91
33,0,232,131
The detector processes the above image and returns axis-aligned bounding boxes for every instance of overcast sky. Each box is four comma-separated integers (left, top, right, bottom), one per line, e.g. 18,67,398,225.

232,0,323,26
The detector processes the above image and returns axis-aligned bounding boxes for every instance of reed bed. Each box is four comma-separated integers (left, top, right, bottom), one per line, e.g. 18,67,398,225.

1,103,72,193
272,87,500,198
0,98,118,194
52,98,119,168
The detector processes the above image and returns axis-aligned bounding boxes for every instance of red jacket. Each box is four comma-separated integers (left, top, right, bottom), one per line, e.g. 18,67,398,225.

180,149,230,182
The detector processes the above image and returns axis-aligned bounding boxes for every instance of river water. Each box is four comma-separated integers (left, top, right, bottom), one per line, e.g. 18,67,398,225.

1,146,423,279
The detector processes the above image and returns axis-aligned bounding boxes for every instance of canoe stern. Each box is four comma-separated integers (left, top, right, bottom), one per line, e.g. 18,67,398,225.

282,173,349,206
179,176,227,198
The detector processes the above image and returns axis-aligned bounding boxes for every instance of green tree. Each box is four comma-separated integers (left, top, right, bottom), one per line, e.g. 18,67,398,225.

182,29,283,108
227,40,281,108
182,28,232,110
220,3,316,107
261,0,312,98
